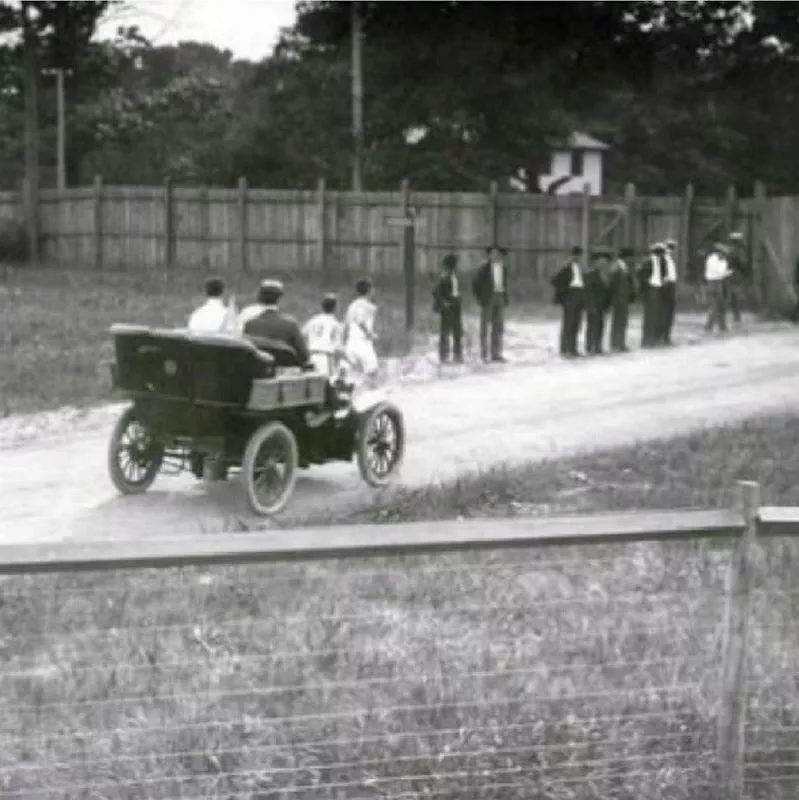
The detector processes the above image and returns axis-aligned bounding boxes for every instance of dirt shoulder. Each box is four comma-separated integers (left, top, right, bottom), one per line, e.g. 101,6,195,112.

1,313,797,544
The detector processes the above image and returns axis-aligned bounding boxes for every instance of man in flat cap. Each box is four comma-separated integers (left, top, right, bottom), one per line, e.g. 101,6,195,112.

704,242,733,333
433,253,463,364
661,239,679,345
551,245,586,358
472,244,509,362
302,293,344,376
238,280,275,332
243,279,310,365
608,246,636,352
583,248,611,355
188,276,236,334
637,242,667,348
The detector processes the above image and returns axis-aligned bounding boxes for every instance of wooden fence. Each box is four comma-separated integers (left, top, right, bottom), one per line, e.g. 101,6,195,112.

0,178,763,281
0,480,796,799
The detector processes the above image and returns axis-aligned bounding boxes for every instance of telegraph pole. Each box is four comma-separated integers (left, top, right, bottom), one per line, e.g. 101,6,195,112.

351,1,364,191
21,0,40,260
43,67,71,191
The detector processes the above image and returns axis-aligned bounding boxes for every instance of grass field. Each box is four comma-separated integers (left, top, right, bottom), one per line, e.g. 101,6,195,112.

0,415,796,798
0,265,443,417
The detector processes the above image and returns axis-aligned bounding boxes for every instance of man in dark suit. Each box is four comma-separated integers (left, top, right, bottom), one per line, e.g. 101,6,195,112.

242,279,310,365
661,239,679,345
637,242,666,348
433,253,463,363
472,244,509,362
727,231,750,324
608,247,636,352
551,245,585,358
584,249,611,355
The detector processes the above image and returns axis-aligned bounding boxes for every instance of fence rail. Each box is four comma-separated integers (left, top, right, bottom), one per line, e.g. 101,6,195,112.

0,481,796,799
0,179,762,284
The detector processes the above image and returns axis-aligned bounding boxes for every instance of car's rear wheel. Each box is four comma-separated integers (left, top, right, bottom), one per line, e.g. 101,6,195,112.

356,401,405,487
108,405,164,495
241,422,298,515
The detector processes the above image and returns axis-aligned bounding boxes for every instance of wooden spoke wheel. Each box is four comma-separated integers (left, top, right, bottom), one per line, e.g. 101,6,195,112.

356,401,405,487
108,406,164,495
241,422,299,515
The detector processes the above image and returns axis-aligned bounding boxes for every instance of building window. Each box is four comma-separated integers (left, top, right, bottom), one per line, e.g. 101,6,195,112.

571,149,585,177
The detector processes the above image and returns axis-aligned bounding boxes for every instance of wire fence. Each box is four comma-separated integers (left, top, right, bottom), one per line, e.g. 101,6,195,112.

0,518,796,800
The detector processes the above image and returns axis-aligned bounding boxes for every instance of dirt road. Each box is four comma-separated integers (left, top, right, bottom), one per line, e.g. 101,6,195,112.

1,313,798,545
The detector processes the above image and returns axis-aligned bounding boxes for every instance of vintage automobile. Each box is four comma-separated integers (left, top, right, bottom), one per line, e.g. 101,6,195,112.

107,324,405,515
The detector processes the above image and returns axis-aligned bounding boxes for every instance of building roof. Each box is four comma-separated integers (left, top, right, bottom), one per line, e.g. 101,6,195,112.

566,131,610,151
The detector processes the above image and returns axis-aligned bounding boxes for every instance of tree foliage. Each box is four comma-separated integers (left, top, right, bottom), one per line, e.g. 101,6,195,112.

3,1,799,194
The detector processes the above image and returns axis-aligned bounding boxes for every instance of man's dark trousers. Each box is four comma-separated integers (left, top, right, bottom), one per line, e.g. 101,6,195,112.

439,300,463,362
559,289,584,356
642,286,663,347
480,293,505,361
660,280,676,344
585,307,605,354
610,301,629,351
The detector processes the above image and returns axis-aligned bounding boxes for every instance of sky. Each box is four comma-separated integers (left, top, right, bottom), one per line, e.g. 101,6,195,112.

96,0,300,62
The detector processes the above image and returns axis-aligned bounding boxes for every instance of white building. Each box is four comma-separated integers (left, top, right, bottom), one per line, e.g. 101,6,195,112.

537,132,609,196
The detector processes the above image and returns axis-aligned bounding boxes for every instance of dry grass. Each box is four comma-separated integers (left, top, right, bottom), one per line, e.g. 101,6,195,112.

0,416,797,798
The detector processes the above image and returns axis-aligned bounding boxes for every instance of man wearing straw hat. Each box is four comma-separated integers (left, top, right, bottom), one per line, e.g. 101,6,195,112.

637,242,667,348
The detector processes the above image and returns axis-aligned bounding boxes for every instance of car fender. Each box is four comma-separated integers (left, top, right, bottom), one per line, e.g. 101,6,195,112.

352,387,389,414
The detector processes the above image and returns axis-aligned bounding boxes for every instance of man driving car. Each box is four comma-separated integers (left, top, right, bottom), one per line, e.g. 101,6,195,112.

242,279,310,366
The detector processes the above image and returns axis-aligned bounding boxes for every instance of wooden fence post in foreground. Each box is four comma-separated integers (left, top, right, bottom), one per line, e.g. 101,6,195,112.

163,177,174,270
717,479,760,800
238,176,248,274
92,174,103,271
622,182,636,251
398,179,415,346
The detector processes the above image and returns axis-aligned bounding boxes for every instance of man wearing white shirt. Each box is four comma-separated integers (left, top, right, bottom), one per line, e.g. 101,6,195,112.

636,242,666,348
551,245,586,357
704,242,733,333
472,245,509,362
187,277,234,334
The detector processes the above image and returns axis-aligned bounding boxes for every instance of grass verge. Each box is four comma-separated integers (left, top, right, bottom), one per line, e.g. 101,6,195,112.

0,415,796,798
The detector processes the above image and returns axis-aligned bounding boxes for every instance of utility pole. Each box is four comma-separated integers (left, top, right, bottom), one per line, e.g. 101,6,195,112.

43,67,71,191
21,0,40,261
351,0,364,191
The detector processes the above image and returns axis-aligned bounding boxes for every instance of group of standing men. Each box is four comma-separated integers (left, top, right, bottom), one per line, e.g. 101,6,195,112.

432,232,750,365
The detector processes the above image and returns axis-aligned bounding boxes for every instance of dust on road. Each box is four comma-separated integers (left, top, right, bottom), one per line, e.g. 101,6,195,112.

1,313,797,544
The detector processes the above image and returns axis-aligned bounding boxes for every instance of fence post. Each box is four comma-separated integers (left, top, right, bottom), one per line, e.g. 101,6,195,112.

680,183,694,280
199,186,210,272
752,181,767,312
725,184,738,237
21,176,40,263
92,174,103,271
317,177,327,277
488,180,499,246
580,182,591,270
164,177,174,270
238,176,248,274
398,179,414,347
622,182,636,251
717,479,760,800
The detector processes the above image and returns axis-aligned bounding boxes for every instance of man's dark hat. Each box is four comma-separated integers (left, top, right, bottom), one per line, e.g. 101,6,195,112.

619,246,634,257
442,253,458,269
260,278,284,295
323,292,337,303
487,244,507,255
571,245,583,256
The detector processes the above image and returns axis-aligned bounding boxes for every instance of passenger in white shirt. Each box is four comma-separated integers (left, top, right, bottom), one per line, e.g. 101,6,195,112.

704,243,733,333
303,293,344,376
187,277,235,334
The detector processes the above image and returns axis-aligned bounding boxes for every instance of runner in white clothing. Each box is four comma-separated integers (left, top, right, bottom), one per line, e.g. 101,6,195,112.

302,293,344,376
343,277,379,383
